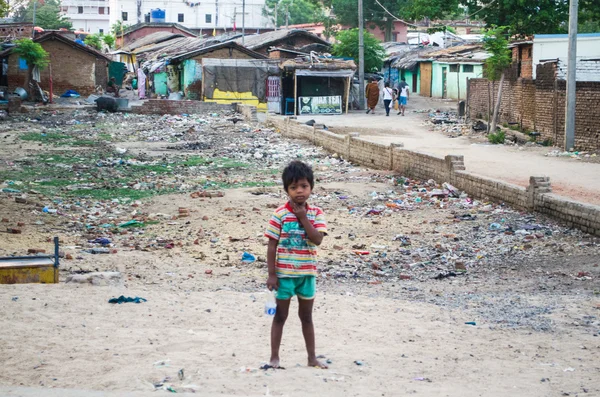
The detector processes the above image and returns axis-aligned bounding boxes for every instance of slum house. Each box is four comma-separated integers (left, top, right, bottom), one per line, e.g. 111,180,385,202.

169,42,268,100
422,44,488,100
510,39,534,79
0,31,111,97
116,22,197,48
127,33,267,100
235,29,330,58
201,58,279,110
279,57,356,115
383,44,438,94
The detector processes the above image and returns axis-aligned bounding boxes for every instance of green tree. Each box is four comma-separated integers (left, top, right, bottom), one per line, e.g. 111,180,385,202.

103,34,116,49
482,26,511,135
13,38,49,102
332,0,460,41
263,0,323,27
460,0,567,36
84,33,103,50
0,0,8,17
23,0,73,30
111,21,130,36
331,28,385,72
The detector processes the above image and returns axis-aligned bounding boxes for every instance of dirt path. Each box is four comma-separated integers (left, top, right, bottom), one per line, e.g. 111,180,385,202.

290,96,600,206
1,109,599,396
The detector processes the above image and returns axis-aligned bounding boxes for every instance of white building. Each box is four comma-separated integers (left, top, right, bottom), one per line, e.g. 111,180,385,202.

61,0,272,34
532,33,600,79
60,0,111,33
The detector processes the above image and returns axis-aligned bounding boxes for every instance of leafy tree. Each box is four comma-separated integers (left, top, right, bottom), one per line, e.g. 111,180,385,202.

331,28,385,72
460,0,567,36
263,0,323,27
332,0,460,41
103,34,116,49
13,38,49,102
482,26,511,135
0,0,8,17
84,33,103,50
22,0,73,30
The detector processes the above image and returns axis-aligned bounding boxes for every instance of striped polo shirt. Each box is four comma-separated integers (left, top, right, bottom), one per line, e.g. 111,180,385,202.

264,202,327,278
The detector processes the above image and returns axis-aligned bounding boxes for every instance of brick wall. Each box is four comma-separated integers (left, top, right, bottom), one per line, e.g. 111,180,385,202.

268,116,600,236
468,69,600,150
129,100,234,115
7,40,107,96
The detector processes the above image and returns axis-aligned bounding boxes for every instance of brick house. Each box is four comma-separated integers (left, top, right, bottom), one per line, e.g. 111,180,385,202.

510,40,534,79
1,32,111,97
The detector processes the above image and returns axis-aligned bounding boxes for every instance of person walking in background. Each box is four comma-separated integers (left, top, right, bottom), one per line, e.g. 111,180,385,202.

365,78,380,114
397,78,410,116
382,82,394,116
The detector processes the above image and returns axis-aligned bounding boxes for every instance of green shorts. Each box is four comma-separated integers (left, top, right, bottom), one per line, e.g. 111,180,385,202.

276,276,316,300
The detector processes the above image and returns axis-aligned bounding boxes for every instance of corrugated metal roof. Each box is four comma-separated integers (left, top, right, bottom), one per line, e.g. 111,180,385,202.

121,32,185,52
235,29,329,50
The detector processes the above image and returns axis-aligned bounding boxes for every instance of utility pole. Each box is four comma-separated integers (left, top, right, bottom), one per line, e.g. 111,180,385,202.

285,4,289,29
358,0,365,110
565,0,578,151
274,3,278,30
32,0,37,38
242,0,246,44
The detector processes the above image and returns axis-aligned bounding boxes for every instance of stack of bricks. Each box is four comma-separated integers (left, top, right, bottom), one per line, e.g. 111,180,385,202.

129,100,233,115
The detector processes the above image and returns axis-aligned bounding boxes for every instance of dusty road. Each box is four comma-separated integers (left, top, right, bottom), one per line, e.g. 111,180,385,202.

289,95,600,206
0,109,599,396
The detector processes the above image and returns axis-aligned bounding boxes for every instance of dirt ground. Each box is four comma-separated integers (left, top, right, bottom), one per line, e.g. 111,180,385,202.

1,109,599,396
289,95,600,206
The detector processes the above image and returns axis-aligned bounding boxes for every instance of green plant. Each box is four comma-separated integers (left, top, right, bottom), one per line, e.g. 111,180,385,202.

332,29,386,73
13,38,49,69
488,131,505,144
84,34,103,51
102,34,116,49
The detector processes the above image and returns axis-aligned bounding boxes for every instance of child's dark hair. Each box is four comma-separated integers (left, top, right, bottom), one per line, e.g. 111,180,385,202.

282,161,314,191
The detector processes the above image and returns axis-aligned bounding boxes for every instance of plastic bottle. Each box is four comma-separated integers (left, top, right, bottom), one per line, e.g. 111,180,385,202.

264,290,277,317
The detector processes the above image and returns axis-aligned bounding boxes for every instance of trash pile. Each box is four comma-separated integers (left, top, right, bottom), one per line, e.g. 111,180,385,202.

315,176,596,285
546,149,598,160
424,110,472,138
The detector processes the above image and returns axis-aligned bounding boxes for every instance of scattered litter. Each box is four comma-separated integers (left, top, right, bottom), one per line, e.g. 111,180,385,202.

108,295,147,304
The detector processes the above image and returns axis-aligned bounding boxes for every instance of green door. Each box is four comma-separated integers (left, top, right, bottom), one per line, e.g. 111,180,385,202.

109,61,126,85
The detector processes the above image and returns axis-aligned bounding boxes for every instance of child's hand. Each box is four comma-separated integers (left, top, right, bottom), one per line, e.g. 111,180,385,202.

267,275,279,291
291,201,307,219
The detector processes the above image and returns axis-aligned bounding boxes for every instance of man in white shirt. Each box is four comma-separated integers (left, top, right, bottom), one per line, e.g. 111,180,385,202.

397,78,409,116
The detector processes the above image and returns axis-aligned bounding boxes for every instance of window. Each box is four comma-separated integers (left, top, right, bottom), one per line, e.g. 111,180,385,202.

145,13,150,22
78,6,83,13
99,29,104,34
122,11,128,21
462,64,474,73
98,7,104,14
18,57,27,70
178,13,184,22
205,14,212,23
449,64,459,72
61,6,67,12
107,7,110,14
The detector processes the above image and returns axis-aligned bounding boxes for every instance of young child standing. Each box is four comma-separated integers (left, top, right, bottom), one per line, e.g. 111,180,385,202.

264,161,328,369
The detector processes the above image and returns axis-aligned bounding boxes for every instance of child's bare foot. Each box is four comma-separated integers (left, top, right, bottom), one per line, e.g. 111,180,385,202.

269,357,281,368
308,357,328,369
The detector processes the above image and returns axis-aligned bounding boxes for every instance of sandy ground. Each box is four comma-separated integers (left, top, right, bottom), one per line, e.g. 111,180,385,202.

1,110,599,396
287,96,600,206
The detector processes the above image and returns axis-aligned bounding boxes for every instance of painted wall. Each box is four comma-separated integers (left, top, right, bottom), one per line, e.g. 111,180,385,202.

367,20,408,43
432,62,483,100
182,59,203,99
532,33,600,79
399,69,420,94
154,72,168,96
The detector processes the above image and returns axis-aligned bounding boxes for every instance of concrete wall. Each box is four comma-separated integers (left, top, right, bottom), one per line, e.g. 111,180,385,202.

468,64,600,151
267,116,600,237
532,33,600,79
367,20,408,43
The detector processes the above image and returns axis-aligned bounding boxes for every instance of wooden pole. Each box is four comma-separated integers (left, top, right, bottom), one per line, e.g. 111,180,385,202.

293,72,297,116
345,76,350,114
48,63,53,104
